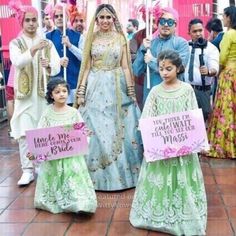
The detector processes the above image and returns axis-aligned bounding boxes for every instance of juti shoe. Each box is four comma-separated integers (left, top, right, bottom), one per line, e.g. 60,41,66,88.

17,172,34,186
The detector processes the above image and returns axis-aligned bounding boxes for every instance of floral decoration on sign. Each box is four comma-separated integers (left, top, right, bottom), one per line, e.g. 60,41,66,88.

146,139,207,161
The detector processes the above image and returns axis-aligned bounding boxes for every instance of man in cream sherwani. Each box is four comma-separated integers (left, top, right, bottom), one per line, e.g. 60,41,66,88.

9,4,60,186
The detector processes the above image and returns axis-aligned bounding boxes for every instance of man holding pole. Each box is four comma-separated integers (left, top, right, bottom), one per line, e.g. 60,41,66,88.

133,5,189,105
9,1,60,186
129,4,158,110
46,3,84,105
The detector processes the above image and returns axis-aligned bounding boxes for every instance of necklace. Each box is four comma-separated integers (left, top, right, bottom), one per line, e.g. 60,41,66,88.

96,30,116,39
95,30,117,45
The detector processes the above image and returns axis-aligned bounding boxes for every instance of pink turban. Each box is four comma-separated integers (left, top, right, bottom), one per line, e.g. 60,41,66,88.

138,3,162,22
138,4,179,23
162,7,179,22
9,0,38,27
44,3,65,21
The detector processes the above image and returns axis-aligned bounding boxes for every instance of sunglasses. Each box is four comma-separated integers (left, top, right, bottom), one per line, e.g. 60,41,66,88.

54,14,63,19
98,15,112,20
159,18,176,27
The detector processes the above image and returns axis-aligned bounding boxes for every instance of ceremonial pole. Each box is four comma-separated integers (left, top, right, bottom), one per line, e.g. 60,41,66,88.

62,2,67,82
35,0,47,93
146,0,151,89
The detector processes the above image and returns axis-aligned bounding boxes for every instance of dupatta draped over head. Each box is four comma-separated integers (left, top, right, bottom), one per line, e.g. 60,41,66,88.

75,4,134,94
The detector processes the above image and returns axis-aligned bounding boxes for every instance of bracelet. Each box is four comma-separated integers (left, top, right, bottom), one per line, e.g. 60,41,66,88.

77,85,86,92
127,85,135,89
127,87,136,97
127,86,135,93
78,88,86,93
77,93,85,98
77,85,86,98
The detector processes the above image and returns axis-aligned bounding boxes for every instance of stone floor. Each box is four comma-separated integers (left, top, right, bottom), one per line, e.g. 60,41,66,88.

0,122,236,236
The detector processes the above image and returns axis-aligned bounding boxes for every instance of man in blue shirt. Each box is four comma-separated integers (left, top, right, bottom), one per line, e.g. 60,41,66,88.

133,7,189,104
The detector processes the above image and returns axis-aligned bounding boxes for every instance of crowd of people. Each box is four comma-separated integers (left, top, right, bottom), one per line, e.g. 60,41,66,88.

2,0,236,235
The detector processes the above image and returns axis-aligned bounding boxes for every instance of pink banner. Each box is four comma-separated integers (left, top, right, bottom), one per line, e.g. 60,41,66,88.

139,109,209,162
25,122,88,163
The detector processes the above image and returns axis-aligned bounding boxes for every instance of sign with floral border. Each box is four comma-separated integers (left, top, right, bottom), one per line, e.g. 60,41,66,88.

25,122,88,163
139,109,209,162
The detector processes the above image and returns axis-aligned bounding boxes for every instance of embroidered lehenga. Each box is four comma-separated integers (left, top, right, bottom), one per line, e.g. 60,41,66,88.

78,31,143,191
129,83,207,235
34,105,97,214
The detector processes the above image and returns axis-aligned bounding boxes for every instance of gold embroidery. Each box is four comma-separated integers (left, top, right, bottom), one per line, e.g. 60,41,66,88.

18,69,30,95
15,37,51,99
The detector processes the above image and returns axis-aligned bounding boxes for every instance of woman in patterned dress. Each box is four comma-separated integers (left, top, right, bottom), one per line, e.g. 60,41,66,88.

207,6,236,159
74,4,143,191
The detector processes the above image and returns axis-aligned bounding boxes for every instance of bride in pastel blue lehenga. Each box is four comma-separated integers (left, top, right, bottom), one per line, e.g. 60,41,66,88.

74,4,143,191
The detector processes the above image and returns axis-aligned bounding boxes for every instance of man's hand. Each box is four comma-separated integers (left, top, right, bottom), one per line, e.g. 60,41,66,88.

144,49,154,64
199,65,208,76
40,58,50,68
62,36,72,48
60,57,69,68
77,97,85,106
143,38,151,49
30,39,49,57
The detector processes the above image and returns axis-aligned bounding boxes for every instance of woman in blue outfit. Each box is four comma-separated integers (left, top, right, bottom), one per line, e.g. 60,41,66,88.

74,4,143,191
133,7,190,104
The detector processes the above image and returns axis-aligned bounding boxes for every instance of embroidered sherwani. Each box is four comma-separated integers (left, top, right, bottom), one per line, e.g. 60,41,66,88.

9,33,60,172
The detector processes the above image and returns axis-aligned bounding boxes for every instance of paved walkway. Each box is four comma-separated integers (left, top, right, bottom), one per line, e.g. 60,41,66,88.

0,123,236,236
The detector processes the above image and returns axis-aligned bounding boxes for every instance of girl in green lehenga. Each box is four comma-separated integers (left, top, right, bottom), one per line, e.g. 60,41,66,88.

34,78,97,214
129,50,207,236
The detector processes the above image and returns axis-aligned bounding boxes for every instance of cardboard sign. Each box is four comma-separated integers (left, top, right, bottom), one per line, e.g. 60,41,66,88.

139,109,209,162
26,122,88,162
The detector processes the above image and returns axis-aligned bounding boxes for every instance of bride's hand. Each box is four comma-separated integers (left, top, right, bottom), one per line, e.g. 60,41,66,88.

77,97,85,106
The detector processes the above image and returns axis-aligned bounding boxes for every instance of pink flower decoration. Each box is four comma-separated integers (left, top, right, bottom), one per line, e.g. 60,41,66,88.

230,124,236,130
215,144,223,154
213,108,221,118
73,122,85,130
176,146,192,156
219,116,225,124
216,129,223,138
163,147,176,157
36,154,48,163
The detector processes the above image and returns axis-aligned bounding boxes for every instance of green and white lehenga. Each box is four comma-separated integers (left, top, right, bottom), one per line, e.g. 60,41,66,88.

129,82,207,236
34,105,97,214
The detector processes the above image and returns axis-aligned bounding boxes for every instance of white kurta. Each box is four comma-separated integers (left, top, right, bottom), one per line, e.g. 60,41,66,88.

9,33,60,139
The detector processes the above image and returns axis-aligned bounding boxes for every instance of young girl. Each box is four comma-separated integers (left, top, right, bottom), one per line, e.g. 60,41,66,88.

34,78,97,214
129,50,207,235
